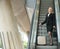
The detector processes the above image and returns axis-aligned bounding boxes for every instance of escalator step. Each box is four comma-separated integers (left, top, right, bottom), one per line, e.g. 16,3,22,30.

36,46,57,49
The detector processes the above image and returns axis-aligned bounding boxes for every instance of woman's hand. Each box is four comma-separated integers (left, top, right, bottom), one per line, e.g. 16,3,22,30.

39,23,42,26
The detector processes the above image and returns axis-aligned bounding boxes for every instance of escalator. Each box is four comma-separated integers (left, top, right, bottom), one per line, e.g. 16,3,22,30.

28,0,60,49
35,0,58,49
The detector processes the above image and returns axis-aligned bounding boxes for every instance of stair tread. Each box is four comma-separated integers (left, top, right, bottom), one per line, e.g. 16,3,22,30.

37,45,57,47
36,46,57,49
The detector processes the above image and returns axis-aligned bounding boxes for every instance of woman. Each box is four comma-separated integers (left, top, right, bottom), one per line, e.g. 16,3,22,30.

40,7,56,45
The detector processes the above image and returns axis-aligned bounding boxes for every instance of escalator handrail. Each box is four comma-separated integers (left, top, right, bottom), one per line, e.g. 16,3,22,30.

35,0,41,48
27,1,37,49
28,0,41,49
54,0,60,48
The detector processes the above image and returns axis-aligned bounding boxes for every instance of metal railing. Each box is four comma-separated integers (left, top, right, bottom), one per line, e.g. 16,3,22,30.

54,0,60,49
27,0,41,49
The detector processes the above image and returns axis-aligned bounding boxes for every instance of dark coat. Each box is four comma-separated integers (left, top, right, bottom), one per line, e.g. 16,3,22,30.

41,13,56,32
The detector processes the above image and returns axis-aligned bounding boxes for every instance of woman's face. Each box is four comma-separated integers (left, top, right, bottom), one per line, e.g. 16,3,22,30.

48,7,53,13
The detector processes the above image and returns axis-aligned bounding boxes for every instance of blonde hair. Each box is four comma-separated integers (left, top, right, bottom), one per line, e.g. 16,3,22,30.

48,7,54,13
